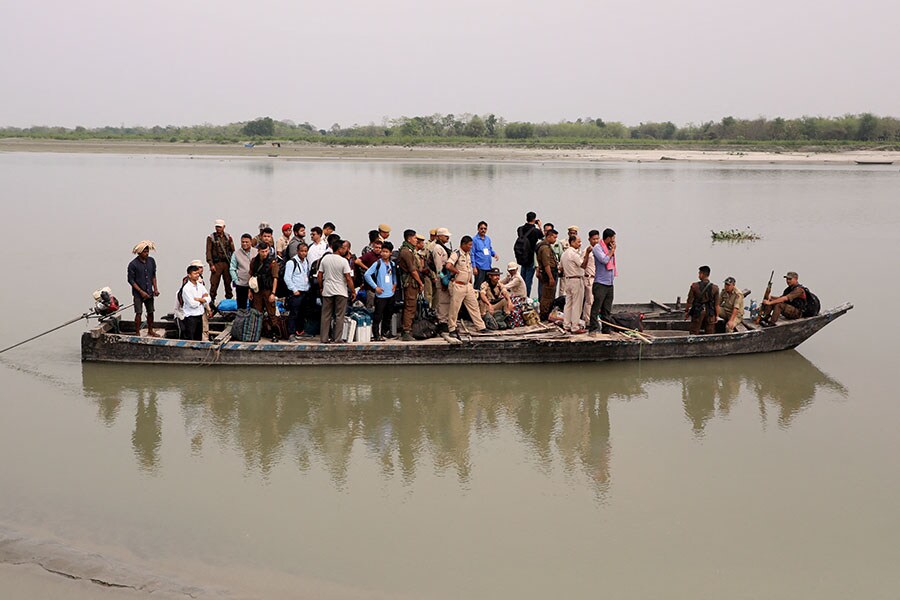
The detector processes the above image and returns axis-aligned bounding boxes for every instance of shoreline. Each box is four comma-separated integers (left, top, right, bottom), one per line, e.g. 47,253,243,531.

2,138,900,165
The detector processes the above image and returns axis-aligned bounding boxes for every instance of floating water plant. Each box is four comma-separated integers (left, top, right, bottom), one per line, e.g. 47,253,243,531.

711,227,761,242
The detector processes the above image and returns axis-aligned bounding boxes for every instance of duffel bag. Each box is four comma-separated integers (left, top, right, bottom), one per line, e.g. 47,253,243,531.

233,308,264,342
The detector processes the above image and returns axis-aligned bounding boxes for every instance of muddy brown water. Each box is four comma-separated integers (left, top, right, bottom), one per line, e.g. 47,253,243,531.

0,153,898,599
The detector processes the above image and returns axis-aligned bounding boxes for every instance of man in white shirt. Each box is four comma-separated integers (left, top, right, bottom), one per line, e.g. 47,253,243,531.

307,226,328,266
317,238,355,343
179,265,211,340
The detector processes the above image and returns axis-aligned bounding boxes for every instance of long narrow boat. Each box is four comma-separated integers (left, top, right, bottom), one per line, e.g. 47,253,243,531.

80,299,852,366
854,160,894,165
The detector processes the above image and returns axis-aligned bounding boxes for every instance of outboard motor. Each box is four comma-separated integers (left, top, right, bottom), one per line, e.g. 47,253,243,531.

92,287,120,316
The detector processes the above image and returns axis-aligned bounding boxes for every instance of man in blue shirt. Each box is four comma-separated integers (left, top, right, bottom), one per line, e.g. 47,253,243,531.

284,243,311,341
588,228,617,334
364,242,398,341
470,220,499,290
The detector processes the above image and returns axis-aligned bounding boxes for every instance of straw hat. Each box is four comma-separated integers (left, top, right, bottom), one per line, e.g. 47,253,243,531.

132,240,156,254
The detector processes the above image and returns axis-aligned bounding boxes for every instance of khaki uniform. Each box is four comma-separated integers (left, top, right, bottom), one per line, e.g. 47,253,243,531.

275,234,292,257
432,243,451,324
536,242,559,321
447,250,486,332
479,280,510,316
420,240,438,308
397,244,421,334
206,232,235,303
718,288,745,332
686,280,720,335
416,242,434,306
582,247,595,324
765,284,805,323
560,247,585,331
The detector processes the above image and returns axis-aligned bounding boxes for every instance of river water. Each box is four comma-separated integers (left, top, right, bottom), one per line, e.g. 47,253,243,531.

0,152,898,599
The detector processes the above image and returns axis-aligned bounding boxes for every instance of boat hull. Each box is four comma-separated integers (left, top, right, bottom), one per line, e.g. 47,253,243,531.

81,303,852,366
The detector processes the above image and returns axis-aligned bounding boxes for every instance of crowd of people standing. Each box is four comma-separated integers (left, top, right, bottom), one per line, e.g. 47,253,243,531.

125,212,812,343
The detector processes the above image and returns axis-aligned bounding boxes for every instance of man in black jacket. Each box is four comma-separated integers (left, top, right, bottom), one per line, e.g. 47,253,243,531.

514,211,543,297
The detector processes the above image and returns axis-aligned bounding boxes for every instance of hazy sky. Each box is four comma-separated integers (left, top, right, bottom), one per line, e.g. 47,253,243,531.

2,0,898,128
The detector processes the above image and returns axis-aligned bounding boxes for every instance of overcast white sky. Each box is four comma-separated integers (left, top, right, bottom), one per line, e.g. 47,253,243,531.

1,0,898,128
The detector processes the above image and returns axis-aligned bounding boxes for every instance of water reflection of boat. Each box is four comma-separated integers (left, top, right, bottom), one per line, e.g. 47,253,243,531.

81,351,846,490
80,300,852,365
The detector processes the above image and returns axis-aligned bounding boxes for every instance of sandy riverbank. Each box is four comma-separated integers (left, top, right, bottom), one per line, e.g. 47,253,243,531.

2,138,899,164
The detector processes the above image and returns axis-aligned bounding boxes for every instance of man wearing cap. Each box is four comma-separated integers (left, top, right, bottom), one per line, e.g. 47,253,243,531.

187,259,210,340
479,268,513,329
397,230,425,342
127,242,160,336
471,221,499,290
535,229,560,321
501,262,527,298
377,224,392,243
685,265,719,335
445,235,488,336
560,235,591,333
718,277,745,332
177,265,211,341
276,223,293,258
415,233,435,305
206,219,235,307
229,233,257,310
761,271,806,324
431,228,453,329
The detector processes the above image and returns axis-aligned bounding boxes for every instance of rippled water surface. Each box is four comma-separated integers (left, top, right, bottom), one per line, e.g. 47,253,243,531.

0,153,898,599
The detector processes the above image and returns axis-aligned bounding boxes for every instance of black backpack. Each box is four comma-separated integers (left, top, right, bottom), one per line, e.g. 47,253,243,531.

513,229,530,264
275,256,290,298
801,286,820,317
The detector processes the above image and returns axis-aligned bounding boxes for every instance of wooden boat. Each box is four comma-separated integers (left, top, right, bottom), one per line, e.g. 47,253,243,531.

80,299,852,366
854,160,894,165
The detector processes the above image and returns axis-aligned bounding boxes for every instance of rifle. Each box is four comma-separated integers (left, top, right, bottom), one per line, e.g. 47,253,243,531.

755,270,775,324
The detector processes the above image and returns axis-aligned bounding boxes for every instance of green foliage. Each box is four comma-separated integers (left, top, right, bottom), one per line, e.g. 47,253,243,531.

504,122,534,139
4,112,900,149
711,227,761,242
242,117,274,137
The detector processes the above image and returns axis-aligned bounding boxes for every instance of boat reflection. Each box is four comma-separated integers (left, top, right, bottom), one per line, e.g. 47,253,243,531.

82,351,846,491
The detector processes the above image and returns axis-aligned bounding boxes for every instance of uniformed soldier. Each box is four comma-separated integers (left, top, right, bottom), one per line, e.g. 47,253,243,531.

718,276,745,332
445,236,487,337
685,265,720,335
762,271,806,325
422,228,438,305
582,229,599,326
205,219,235,306
478,268,514,329
431,228,453,330
560,235,591,333
416,233,435,305
535,229,560,321
397,230,424,342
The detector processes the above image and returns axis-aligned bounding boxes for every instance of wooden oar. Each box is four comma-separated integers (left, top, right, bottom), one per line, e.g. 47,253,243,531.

0,302,134,355
598,319,654,343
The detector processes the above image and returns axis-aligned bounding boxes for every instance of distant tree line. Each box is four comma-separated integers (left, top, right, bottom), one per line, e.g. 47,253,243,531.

3,113,899,144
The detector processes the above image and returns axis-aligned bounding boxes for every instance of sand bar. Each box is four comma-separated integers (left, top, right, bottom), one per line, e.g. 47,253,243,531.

2,138,900,164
